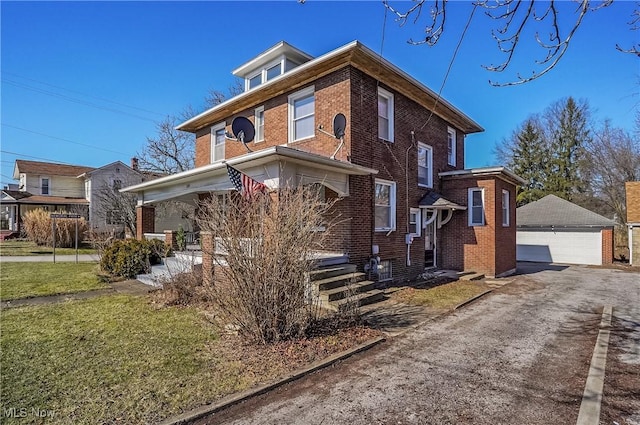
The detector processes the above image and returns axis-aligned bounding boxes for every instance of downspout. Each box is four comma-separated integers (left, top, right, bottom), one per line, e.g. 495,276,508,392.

405,131,416,266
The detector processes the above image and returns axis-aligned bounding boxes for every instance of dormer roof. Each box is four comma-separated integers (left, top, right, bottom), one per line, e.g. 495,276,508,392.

232,41,313,78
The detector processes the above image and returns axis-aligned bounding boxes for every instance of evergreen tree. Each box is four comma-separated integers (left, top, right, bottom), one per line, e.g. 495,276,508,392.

510,119,547,206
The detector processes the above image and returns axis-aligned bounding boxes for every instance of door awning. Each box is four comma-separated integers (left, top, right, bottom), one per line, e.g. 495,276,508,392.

418,192,466,210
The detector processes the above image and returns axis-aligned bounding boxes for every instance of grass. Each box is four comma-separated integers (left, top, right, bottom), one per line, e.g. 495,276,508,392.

0,240,97,256
392,280,489,310
0,295,379,424
0,262,108,301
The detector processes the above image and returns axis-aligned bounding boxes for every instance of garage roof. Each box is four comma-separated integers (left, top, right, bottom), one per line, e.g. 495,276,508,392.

517,195,615,228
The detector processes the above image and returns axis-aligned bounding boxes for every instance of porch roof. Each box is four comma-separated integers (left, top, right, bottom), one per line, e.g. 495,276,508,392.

419,192,465,210
121,145,378,204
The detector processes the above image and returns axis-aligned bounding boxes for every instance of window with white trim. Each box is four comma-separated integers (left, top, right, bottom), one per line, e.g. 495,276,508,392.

447,127,457,166
288,86,315,142
112,179,122,190
378,259,393,281
245,61,284,91
41,177,50,195
418,143,433,187
468,188,485,226
211,122,226,163
502,189,510,227
409,208,421,237
378,87,394,142
255,107,265,143
375,179,396,231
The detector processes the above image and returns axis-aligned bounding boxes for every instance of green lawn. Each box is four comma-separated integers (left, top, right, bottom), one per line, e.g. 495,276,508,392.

0,295,372,424
392,280,489,310
0,262,108,301
0,240,97,256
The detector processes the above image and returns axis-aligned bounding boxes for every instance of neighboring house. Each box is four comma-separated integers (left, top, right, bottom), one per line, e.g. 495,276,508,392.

516,195,615,266
1,160,94,232
122,40,524,282
1,159,190,235
625,181,640,265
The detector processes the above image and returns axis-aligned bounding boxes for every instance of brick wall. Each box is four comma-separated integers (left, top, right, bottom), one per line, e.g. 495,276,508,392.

601,228,614,265
136,206,155,240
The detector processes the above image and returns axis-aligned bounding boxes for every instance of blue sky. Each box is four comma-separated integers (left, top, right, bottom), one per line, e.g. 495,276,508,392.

1,1,638,188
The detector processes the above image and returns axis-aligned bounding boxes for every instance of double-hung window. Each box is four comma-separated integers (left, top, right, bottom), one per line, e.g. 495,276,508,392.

502,189,510,226
255,107,265,143
468,188,485,226
418,143,433,187
41,177,50,195
211,123,226,163
409,208,421,237
375,179,396,231
288,86,315,142
447,127,457,166
378,87,394,142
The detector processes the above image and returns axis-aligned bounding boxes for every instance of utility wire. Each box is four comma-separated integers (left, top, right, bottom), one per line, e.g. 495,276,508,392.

2,71,165,117
2,124,130,156
3,79,157,122
419,3,478,131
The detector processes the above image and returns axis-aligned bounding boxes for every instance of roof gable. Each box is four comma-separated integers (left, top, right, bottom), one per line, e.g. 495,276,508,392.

14,160,95,179
517,195,615,228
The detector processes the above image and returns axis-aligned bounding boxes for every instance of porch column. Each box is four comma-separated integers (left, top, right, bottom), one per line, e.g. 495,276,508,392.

136,206,155,240
164,230,178,251
200,230,214,286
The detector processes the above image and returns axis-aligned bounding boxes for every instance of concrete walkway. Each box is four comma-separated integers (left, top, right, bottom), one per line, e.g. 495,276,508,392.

0,254,101,262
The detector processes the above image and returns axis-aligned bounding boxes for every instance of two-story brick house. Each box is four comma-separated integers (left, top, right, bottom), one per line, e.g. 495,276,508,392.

122,41,523,282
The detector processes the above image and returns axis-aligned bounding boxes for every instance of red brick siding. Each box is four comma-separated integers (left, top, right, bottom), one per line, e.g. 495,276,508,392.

136,206,155,240
601,228,613,265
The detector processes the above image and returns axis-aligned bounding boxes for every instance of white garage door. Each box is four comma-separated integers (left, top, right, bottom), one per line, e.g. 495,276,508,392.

516,229,602,265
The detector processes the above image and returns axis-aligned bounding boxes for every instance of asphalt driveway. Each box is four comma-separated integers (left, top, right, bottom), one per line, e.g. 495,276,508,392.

195,263,640,425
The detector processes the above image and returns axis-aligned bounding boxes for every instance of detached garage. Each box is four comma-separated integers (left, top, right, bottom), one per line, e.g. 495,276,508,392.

516,195,615,265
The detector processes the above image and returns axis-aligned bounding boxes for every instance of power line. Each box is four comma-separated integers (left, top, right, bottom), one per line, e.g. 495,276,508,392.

2,71,165,117
2,79,157,123
2,124,130,156
1,150,74,164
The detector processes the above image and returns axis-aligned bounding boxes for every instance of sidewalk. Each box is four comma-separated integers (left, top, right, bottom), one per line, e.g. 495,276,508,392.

0,254,100,262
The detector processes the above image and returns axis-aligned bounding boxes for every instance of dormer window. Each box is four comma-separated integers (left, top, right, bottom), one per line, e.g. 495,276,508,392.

245,61,284,91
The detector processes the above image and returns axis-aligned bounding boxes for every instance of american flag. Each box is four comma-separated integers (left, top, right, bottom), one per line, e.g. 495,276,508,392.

226,164,267,199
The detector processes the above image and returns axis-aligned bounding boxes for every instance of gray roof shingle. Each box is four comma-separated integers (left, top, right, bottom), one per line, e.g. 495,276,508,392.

517,195,615,228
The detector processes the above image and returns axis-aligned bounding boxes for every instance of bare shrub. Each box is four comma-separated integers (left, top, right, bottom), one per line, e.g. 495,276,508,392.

156,267,207,307
197,186,335,344
23,209,88,247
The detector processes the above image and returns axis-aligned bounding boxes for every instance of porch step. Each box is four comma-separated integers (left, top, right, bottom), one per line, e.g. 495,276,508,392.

458,271,485,281
329,289,386,312
308,264,357,281
136,256,200,288
313,272,365,291
320,280,377,302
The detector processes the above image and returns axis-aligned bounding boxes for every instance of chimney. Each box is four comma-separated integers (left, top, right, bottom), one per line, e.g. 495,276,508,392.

131,157,139,171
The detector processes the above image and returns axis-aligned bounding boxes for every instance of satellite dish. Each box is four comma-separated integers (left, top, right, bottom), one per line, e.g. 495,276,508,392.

231,116,255,144
333,113,346,139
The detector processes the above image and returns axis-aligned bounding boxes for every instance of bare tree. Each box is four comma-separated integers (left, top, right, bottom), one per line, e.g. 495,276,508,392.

204,78,244,108
93,182,138,236
196,186,336,344
383,0,635,86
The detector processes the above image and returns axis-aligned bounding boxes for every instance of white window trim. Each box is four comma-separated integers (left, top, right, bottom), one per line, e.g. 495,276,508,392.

410,208,421,237
210,122,226,163
375,178,397,232
245,57,285,91
418,142,433,188
377,87,394,142
447,126,457,167
468,187,485,226
502,189,510,227
40,176,50,195
288,86,315,143
254,106,265,143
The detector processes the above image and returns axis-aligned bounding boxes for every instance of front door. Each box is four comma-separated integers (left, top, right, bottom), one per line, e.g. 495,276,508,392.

424,220,436,268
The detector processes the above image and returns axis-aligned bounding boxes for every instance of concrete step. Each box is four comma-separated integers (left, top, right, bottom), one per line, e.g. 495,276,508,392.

328,289,386,312
308,264,358,281
313,272,366,291
458,271,485,281
315,254,349,267
319,280,377,302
